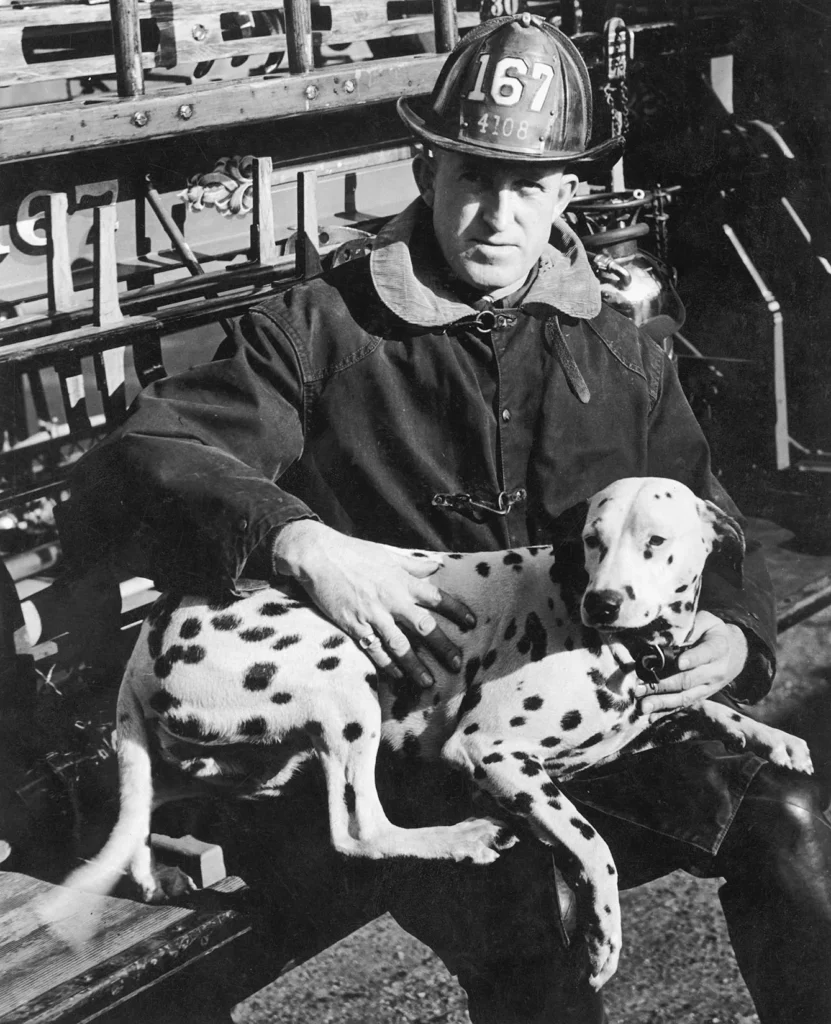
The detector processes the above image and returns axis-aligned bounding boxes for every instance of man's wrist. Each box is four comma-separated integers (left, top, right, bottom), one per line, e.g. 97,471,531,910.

270,518,324,578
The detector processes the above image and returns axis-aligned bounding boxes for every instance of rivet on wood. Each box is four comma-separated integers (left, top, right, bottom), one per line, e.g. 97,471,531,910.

131,111,149,128
304,85,319,100
178,104,194,120
343,79,355,93
192,23,208,40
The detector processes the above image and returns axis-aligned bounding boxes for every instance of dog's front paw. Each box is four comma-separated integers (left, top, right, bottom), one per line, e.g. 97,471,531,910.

765,731,814,775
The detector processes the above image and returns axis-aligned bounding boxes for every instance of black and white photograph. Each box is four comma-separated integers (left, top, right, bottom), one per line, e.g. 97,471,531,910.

0,2,829,1022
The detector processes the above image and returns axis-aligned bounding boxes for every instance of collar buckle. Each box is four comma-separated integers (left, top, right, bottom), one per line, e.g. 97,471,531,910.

432,488,527,520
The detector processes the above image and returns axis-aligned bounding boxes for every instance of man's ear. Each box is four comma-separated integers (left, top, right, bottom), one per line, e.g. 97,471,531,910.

553,172,579,219
413,153,436,208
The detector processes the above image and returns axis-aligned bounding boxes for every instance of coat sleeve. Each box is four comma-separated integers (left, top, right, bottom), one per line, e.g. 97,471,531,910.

645,345,776,703
56,309,317,593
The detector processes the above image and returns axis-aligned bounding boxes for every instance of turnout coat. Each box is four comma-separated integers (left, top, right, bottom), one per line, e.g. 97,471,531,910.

59,199,776,858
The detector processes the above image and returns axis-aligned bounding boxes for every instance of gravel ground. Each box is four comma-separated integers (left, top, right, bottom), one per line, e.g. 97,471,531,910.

231,532,831,1024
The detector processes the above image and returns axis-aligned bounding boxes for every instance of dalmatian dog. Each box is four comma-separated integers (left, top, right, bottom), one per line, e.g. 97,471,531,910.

48,477,811,988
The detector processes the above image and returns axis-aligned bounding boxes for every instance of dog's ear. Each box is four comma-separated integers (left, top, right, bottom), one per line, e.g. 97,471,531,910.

700,500,745,586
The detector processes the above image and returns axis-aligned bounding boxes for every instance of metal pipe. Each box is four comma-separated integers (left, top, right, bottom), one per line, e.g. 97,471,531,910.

144,175,237,341
109,0,145,98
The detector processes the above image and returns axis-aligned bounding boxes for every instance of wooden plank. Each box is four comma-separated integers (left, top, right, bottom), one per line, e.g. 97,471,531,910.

0,873,249,1024
252,156,280,266
55,351,91,434
0,54,450,164
45,193,78,315
92,347,127,424
93,205,124,326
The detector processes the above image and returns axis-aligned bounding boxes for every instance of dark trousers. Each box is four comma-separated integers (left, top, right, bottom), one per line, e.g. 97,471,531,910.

197,756,831,1024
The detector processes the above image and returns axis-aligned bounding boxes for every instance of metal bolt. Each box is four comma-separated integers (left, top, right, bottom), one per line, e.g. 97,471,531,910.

304,84,318,100
520,11,532,26
343,79,355,93
192,22,208,40
177,103,194,120
131,111,149,128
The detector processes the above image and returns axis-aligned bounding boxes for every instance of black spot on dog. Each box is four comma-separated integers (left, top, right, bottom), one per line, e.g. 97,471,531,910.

207,594,237,612
578,732,604,750
561,710,582,731
503,551,523,567
149,690,181,714
391,690,417,721
464,723,480,735
624,586,636,600
243,662,278,690
211,614,241,631
596,688,615,712
343,722,363,742
148,629,164,660
684,602,694,611
669,601,683,614
403,734,421,758
183,646,205,664
259,602,291,617
180,617,202,640
564,636,574,651
273,634,301,651
482,649,498,671
365,672,379,691
411,551,429,558
523,696,543,711
589,669,605,687
511,751,529,761
675,583,688,593
483,752,504,764
317,657,340,671
457,684,483,719
541,736,561,748
465,657,481,688
240,716,267,737
564,761,590,774
668,555,674,565
607,864,616,874
476,562,491,577
167,716,219,742
493,739,503,746
504,618,518,641
322,635,346,650
240,626,275,642
644,549,653,560
448,552,463,560
541,781,559,797
511,792,533,815
271,692,293,704
629,705,643,723
473,766,486,780
517,611,548,662
570,818,596,841
306,721,323,736
581,627,603,657
510,716,526,727
604,905,612,915
731,713,742,722
522,760,543,777
344,783,356,815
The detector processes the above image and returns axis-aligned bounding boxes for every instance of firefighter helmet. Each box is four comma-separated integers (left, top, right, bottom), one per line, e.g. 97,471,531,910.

397,14,622,165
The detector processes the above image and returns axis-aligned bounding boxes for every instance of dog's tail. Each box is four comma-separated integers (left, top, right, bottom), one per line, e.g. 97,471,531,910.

37,684,154,942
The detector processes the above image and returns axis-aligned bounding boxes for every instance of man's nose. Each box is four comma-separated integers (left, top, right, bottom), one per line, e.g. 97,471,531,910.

481,189,514,233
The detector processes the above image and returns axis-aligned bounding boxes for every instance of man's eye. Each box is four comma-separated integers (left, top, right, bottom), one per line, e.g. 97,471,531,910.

584,536,601,549
649,535,666,546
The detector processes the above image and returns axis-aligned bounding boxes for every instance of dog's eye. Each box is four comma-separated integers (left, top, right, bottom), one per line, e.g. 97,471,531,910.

649,535,666,546
584,536,601,549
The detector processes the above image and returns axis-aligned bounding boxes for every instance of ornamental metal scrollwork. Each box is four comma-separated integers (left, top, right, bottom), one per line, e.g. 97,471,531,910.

179,155,255,217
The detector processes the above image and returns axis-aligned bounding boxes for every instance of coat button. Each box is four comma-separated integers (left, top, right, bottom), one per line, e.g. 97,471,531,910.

501,408,512,423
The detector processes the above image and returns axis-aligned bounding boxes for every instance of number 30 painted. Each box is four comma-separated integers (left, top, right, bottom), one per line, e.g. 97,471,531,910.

467,55,555,112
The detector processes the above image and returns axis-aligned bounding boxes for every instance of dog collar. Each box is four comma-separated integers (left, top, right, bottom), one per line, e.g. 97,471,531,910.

624,640,688,689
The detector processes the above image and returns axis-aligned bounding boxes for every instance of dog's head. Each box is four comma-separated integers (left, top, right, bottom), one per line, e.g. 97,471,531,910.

579,477,744,643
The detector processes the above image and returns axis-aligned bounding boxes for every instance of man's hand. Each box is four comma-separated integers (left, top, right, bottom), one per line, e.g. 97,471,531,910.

272,520,476,687
634,611,749,717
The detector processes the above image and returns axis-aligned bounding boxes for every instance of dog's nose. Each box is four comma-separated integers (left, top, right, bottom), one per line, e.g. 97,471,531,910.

583,589,623,625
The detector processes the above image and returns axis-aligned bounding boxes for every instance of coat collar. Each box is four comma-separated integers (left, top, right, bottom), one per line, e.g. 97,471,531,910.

370,198,602,329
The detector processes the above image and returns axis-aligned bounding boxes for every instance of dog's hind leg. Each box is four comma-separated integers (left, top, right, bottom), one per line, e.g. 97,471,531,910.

312,698,510,864
699,700,813,773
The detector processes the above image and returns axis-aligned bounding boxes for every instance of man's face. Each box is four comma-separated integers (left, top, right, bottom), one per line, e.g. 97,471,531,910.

418,149,577,296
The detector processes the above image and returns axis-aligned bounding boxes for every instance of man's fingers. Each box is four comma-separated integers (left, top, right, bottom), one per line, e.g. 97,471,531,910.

432,590,477,631
412,624,463,674
400,553,443,578
642,681,719,715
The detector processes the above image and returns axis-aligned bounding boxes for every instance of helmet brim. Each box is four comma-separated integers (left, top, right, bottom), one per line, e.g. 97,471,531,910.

397,97,625,169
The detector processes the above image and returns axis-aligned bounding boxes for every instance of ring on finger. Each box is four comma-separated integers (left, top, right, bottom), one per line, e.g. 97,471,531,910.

356,632,381,650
